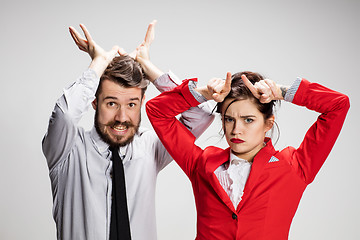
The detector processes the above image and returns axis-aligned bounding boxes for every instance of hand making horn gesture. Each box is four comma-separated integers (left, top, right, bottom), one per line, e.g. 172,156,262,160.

241,75,285,103
207,72,233,102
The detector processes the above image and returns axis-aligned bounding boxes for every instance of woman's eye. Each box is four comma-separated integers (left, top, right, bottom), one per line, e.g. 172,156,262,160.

245,118,253,123
224,117,234,123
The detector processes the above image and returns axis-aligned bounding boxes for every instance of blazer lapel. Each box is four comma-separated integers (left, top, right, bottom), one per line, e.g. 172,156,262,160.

205,147,236,212
237,138,276,211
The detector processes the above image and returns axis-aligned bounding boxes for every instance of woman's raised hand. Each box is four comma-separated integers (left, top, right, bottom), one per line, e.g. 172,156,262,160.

241,75,284,103
202,72,232,102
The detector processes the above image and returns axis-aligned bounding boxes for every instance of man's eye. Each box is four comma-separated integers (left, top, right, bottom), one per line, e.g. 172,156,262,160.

107,102,117,108
129,103,136,108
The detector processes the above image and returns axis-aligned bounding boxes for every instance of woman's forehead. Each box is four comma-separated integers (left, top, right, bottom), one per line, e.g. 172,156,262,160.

222,98,261,116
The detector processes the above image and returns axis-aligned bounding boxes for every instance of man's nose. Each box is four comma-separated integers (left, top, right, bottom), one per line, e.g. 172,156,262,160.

114,108,129,123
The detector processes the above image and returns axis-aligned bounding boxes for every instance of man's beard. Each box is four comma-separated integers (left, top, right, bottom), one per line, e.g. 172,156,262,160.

94,109,141,148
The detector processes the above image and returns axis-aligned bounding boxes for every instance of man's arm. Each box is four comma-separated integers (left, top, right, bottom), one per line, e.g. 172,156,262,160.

42,25,119,170
133,21,215,138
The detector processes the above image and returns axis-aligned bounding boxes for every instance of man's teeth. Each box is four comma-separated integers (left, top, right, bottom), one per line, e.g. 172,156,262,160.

112,125,127,131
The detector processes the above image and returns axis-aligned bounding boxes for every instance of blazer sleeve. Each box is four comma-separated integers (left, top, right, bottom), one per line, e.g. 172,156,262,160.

287,79,350,184
146,79,205,178
153,72,214,139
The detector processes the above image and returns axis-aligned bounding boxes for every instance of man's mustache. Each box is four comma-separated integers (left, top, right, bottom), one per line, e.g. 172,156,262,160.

107,121,135,128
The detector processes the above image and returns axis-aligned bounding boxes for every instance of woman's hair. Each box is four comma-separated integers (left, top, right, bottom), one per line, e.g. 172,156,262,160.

215,71,280,142
96,55,149,98
216,71,278,120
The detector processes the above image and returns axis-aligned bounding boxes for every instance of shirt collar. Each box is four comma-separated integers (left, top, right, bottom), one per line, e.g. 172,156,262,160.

90,127,109,156
90,126,130,161
229,151,252,167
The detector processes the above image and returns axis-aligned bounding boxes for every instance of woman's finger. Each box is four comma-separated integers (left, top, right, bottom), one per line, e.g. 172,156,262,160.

242,75,260,98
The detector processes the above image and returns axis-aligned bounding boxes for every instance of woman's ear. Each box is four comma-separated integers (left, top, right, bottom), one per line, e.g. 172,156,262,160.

92,99,97,110
265,115,275,132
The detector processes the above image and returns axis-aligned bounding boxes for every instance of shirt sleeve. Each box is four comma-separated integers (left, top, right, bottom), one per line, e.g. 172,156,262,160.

152,71,181,93
285,78,350,184
146,79,205,178
42,69,99,170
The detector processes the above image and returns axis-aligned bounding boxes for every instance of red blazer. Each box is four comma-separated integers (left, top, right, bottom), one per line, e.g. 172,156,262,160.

146,79,349,240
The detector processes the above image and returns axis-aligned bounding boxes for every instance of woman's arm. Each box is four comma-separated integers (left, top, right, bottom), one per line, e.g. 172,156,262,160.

146,74,232,177
242,75,350,183
146,79,205,177
285,78,350,184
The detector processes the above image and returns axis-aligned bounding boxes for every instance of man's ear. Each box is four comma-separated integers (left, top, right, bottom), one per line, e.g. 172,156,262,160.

265,115,275,132
92,99,97,110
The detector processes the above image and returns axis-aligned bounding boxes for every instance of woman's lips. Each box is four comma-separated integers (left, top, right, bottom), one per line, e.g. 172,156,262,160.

230,138,244,143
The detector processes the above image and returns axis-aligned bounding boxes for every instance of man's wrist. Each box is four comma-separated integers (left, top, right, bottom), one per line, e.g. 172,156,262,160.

138,59,163,83
88,57,110,77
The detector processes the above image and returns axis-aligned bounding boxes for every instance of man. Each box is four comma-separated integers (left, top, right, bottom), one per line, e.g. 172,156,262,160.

42,22,214,240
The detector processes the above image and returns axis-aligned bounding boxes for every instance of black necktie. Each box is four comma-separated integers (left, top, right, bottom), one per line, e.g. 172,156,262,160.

109,146,132,240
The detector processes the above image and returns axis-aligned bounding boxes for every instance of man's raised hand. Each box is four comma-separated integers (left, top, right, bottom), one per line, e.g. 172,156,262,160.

69,24,120,76
69,24,120,62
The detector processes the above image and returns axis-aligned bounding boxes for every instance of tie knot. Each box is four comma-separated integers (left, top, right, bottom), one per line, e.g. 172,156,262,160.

109,146,121,162
109,146,119,153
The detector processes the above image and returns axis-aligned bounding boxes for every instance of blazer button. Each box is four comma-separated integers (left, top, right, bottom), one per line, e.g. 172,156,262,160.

232,213,237,220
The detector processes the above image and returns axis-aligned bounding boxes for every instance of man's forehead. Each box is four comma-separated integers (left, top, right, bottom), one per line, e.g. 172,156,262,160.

100,80,143,98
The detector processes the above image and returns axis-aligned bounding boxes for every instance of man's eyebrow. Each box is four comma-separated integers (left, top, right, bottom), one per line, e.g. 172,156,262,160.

103,96,141,101
104,96,117,100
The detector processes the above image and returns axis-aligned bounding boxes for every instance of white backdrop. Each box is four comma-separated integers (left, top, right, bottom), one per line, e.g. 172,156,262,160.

1,0,359,239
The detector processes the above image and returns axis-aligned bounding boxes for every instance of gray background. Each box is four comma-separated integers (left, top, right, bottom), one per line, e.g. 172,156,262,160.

1,0,359,239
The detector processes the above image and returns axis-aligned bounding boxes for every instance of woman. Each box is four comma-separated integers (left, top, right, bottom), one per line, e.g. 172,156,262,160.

146,71,349,239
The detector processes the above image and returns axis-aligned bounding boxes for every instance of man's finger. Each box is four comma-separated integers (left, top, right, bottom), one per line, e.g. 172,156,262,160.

128,50,136,59
79,24,93,42
69,27,82,44
118,48,128,56
69,26,88,51
144,20,157,46
110,45,120,56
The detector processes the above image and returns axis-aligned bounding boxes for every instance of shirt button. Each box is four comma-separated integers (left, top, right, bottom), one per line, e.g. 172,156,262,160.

232,213,237,220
